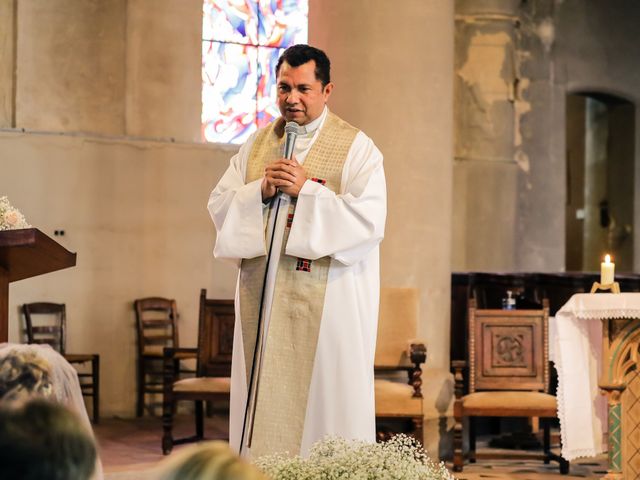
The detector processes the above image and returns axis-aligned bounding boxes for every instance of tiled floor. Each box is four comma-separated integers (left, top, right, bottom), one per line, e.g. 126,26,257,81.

95,414,228,477
451,455,608,479
94,416,608,479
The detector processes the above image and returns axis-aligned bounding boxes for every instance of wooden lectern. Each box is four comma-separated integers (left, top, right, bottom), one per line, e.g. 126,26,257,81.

0,228,76,342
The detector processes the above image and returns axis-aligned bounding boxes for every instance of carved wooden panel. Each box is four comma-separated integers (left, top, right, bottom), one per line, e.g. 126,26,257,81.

219,314,234,357
471,308,547,392
198,298,234,378
483,324,533,372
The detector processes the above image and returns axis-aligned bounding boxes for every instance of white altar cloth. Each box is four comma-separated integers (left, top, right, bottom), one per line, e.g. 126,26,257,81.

551,293,640,461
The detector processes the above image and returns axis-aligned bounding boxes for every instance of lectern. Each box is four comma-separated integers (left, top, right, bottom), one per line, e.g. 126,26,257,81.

0,228,76,342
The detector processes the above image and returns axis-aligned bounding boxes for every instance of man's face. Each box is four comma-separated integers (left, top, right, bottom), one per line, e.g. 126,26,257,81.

276,60,333,126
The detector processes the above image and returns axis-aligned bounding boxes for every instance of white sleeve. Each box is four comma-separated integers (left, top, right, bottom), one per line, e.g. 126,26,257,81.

207,135,267,260
285,132,386,266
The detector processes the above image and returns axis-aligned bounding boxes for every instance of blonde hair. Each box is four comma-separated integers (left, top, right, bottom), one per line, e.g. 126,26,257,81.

0,349,53,402
157,441,266,480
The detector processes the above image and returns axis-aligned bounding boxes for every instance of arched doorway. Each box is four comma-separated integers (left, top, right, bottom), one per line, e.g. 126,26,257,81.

565,92,635,272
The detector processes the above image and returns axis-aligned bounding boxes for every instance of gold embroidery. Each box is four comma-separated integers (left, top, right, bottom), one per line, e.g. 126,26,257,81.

239,113,358,457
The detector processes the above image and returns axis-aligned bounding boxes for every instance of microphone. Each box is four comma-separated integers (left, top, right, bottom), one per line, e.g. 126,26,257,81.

277,122,301,201
283,121,301,160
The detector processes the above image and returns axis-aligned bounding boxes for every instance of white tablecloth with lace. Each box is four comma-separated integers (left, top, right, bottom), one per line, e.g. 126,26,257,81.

550,293,640,461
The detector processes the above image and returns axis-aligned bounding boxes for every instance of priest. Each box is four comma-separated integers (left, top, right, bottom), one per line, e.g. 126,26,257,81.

208,44,386,458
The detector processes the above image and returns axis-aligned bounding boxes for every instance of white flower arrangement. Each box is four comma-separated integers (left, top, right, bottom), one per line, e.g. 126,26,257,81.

0,196,30,231
255,435,456,480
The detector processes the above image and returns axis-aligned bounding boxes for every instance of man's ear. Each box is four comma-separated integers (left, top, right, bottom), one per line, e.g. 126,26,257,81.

323,82,334,101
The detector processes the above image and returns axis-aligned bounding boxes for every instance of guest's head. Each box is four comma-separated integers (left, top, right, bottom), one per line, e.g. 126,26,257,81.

0,399,97,480
0,348,53,402
157,441,266,480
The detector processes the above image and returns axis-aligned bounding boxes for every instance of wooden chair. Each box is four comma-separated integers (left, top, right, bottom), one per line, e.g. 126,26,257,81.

374,287,426,445
451,299,569,474
22,302,100,423
161,289,233,454
134,297,195,417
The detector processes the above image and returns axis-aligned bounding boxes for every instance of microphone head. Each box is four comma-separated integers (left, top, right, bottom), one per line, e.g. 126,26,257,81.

284,121,301,135
283,122,300,160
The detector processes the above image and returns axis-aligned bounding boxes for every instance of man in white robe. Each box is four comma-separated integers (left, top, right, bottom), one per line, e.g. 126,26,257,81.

208,44,386,458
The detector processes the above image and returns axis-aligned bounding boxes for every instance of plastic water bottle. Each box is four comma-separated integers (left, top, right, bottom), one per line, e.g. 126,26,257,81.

502,290,516,310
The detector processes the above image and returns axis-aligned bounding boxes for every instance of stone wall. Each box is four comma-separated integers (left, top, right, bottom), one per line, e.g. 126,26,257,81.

2,133,235,414
453,0,640,273
0,0,234,416
540,0,640,272
310,0,455,456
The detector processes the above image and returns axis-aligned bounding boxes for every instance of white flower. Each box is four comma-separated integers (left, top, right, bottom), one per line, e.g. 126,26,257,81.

254,434,456,480
4,210,19,226
0,196,30,231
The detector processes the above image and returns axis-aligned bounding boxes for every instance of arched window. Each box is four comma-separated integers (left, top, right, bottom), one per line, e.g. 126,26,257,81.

202,0,308,144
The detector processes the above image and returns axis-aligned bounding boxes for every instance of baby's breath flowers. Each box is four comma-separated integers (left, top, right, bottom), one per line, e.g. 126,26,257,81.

255,434,455,480
0,196,30,230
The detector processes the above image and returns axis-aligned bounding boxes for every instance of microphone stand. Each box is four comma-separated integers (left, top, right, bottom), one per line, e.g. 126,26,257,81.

239,194,282,452
239,122,299,453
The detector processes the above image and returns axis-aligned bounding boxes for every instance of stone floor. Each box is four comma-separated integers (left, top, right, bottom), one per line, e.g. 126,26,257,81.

95,414,228,478
94,416,608,479
451,455,608,479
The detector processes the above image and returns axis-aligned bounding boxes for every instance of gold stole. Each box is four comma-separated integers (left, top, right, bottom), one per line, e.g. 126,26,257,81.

239,112,358,457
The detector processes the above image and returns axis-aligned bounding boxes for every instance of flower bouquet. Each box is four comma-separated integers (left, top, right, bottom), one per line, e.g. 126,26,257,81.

0,196,30,230
255,434,455,480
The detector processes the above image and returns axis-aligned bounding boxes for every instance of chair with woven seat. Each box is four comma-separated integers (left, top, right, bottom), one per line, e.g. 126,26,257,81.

451,299,569,474
22,302,100,423
161,288,233,454
134,297,196,417
374,287,426,445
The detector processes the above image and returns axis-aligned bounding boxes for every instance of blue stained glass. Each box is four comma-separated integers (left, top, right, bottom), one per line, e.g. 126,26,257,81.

202,0,308,144
258,0,308,47
202,41,258,144
257,47,284,128
203,0,258,44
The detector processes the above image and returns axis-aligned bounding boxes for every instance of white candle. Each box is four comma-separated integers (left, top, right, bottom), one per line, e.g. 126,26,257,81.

601,254,615,285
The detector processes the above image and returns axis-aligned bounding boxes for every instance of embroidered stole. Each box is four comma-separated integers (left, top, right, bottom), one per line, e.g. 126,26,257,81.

239,112,358,457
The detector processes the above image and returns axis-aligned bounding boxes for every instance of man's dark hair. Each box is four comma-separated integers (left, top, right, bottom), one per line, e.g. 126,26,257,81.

0,399,96,480
276,44,331,86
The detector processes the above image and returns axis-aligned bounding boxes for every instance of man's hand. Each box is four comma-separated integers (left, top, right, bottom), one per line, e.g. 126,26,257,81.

261,157,307,200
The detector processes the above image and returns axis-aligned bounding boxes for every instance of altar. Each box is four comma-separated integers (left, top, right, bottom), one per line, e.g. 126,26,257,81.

552,293,640,479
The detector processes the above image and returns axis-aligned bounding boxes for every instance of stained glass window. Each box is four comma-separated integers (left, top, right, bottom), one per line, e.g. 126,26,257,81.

202,0,308,144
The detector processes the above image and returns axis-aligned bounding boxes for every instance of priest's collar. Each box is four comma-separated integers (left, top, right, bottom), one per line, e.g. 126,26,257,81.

274,106,328,138
299,106,327,136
